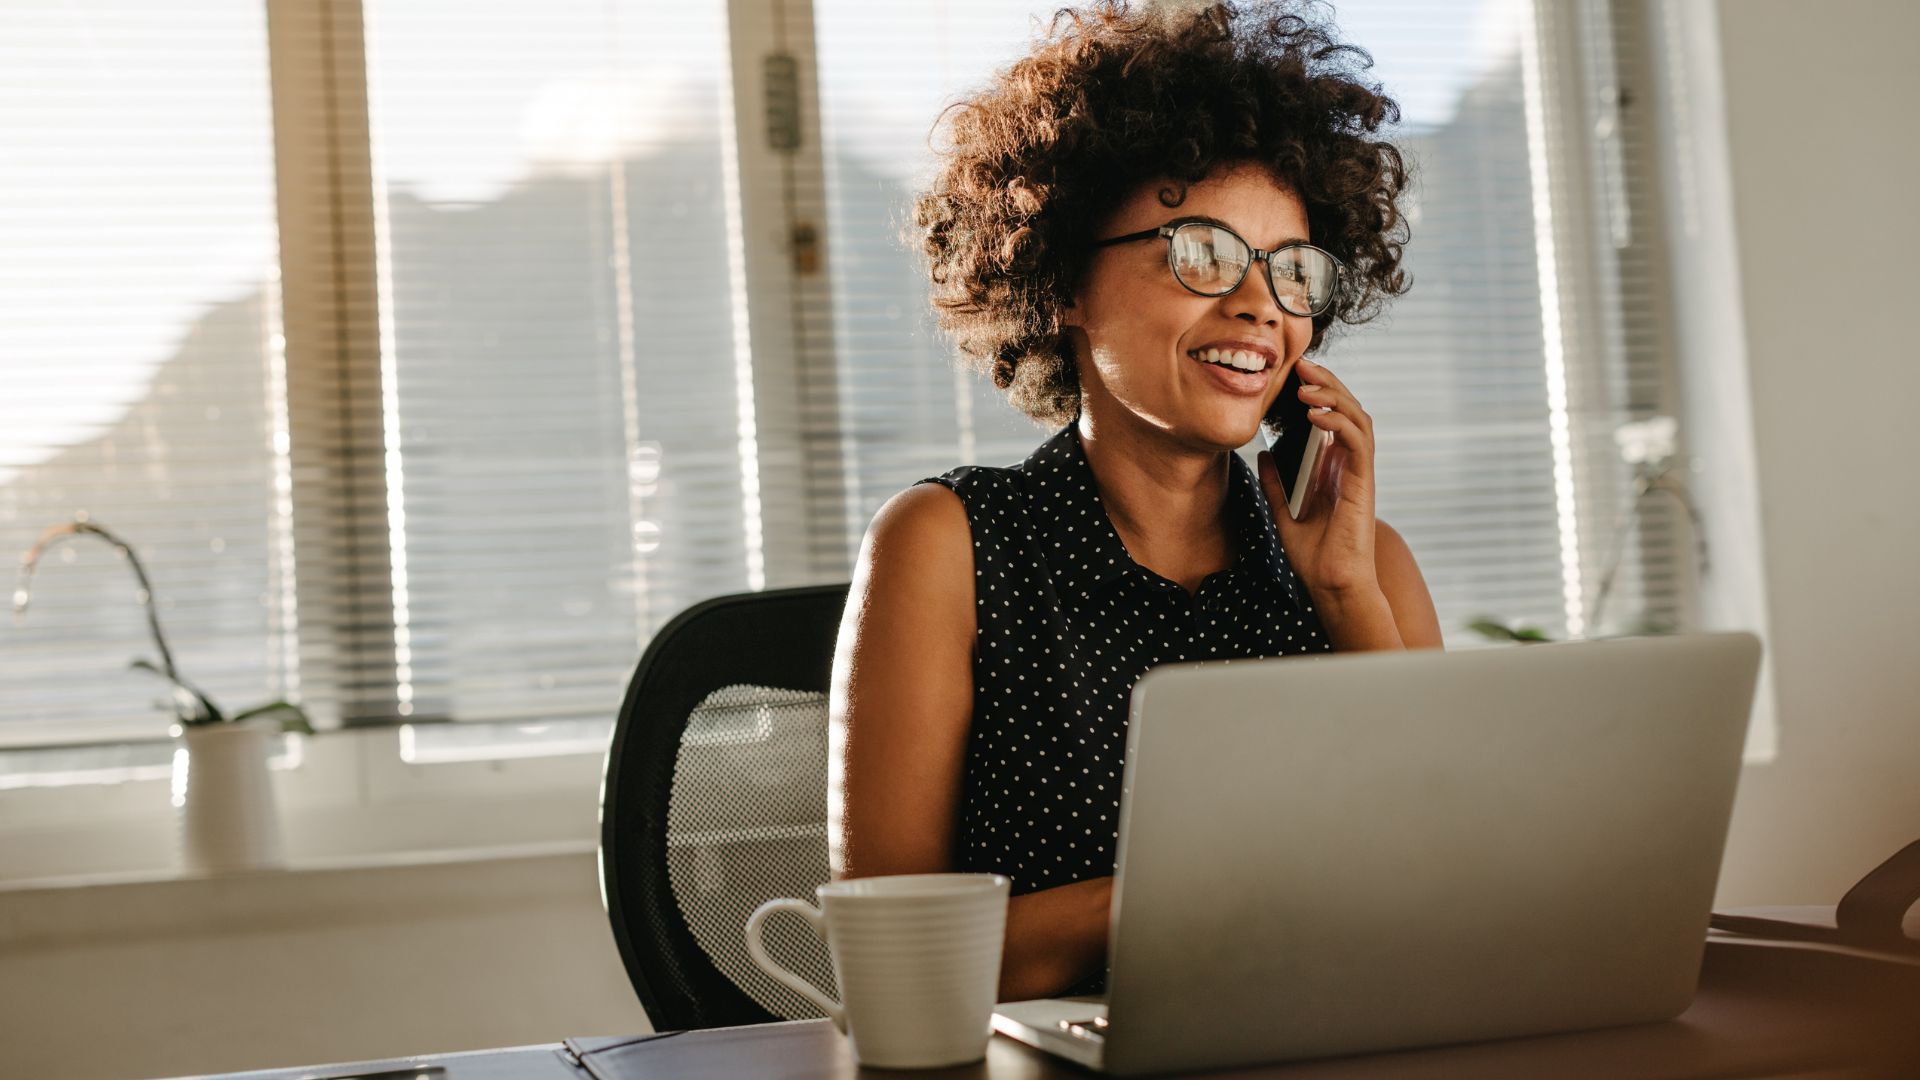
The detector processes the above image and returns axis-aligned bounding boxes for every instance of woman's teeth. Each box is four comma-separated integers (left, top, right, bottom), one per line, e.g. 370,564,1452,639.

1190,348,1268,373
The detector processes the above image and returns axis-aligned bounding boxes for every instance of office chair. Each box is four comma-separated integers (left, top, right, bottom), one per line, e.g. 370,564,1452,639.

599,583,851,1031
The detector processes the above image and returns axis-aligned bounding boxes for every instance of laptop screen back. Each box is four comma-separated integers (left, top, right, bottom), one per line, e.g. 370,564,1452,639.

1100,633,1761,1076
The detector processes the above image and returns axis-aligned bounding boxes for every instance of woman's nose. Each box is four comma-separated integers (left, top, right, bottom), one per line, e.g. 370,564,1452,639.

1223,264,1286,326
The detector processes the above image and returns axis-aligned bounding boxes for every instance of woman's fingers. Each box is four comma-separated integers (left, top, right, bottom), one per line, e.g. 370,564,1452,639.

1306,404,1372,469
1296,356,1348,395
1296,366,1372,438
1296,358,1374,481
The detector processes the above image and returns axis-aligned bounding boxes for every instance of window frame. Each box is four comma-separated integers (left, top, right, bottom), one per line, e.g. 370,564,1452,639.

5,0,1712,750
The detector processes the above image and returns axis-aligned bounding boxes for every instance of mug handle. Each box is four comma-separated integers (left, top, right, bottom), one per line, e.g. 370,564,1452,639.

744,897,846,1033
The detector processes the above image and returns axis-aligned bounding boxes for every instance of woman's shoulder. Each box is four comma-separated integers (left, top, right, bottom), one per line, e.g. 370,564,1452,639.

918,460,1028,503
858,457,1037,577
908,462,1037,555
852,483,977,643
859,482,972,583
869,481,968,546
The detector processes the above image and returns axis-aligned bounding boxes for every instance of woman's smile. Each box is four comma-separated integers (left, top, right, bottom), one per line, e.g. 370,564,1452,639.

1186,340,1278,397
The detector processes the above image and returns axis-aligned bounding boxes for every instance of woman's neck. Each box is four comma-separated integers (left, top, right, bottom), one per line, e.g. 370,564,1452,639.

1075,410,1238,591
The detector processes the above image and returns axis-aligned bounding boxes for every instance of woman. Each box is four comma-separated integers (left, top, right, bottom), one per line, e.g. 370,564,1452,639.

827,0,1444,1001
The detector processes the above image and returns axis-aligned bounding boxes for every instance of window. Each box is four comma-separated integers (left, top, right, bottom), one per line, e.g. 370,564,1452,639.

1330,0,1693,644
1,2,288,746
810,1,1065,558
2,0,1702,750
809,0,1693,646
356,0,749,726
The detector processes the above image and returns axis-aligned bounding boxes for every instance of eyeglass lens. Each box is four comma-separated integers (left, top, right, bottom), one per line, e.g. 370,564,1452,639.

1167,222,1333,317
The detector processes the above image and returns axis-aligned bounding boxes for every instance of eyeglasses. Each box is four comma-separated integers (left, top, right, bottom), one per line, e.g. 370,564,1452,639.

1092,219,1342,318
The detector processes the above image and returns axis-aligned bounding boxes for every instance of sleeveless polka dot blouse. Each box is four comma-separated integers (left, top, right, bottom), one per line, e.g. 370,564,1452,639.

919,423,1331,904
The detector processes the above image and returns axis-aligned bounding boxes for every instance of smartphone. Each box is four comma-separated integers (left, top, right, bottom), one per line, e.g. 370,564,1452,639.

1262,365,1336,520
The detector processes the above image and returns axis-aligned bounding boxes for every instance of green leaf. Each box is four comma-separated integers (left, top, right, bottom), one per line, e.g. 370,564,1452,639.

128,657,225,723
1465,617,1556,644
229,700,317,736
1466,617,1508,638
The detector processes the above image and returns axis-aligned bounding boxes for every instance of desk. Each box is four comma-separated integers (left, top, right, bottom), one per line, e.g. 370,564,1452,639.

198,935,1920,1079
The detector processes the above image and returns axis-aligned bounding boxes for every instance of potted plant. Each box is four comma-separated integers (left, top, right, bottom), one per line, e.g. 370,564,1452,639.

13,514,313,873
1469,416,1706,646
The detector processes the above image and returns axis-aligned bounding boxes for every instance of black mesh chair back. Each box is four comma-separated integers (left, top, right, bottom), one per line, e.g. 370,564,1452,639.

599,583,851,1031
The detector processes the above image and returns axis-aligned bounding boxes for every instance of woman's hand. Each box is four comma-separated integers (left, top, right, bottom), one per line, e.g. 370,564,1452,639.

1258,356,1380,602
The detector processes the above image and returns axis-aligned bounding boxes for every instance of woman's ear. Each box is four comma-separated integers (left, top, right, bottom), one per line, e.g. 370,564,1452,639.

1058,324,1091,367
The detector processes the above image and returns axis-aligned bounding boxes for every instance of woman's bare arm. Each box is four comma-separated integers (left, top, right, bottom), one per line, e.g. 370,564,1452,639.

828,483,976,880
828,483,1112,1000
1375,519,1443,649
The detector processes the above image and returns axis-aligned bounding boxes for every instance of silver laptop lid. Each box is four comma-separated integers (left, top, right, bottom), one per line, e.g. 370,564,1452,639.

1101,632,1762,1076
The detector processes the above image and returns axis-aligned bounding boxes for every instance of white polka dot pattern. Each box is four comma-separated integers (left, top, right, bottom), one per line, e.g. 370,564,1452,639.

918,424,1331,913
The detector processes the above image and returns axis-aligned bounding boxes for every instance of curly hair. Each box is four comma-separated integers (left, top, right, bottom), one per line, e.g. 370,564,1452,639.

914,0,1411,429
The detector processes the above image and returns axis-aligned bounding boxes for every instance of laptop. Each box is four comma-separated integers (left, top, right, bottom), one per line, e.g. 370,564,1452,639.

992,632,1763,1075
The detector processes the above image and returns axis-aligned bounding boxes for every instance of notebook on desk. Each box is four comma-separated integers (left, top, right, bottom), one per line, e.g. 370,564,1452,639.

993,632,1764,1076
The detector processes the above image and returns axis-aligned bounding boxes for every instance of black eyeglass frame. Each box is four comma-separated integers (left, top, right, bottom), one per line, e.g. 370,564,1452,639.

1092,219,1343,318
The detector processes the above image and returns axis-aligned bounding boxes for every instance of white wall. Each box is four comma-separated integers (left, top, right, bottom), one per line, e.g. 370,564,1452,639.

1707,0,1920,904
0,850,651,1080
0,735,654,1080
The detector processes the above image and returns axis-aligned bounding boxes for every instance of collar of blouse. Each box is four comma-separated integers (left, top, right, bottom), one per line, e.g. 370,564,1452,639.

1017,424,1306,611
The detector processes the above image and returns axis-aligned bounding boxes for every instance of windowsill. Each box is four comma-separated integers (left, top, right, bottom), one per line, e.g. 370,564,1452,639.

0,838,598,896
0,723,609,891
0,842,608,966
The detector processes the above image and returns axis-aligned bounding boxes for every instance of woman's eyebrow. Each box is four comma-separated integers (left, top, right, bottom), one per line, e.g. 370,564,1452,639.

1169,213,1309,248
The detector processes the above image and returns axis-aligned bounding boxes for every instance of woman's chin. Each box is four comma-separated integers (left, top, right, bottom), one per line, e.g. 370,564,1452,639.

1182,413,1266,453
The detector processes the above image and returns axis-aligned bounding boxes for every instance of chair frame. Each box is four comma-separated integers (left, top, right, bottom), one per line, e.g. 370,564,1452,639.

599,583,850,1032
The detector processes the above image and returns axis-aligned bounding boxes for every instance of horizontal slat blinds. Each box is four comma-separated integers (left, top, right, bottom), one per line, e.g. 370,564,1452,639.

811,3,1069,559
2,0,1695,751
0,3,289,745
354,0,748,724
1333,0,1689,640
810,0,1689,645
1340,1,1576,639
1568,0,1692,637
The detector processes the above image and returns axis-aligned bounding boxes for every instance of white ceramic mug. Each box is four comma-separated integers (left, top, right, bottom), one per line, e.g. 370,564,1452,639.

744,873,1010,1069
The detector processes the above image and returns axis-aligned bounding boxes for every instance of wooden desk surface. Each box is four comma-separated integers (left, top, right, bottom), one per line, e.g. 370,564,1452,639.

204,936,1920,1080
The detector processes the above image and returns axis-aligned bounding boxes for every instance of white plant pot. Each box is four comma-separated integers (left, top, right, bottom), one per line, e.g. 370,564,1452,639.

171,720,286,874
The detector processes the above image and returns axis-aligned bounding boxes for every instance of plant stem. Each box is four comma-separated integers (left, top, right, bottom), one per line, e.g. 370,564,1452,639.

1589,472,1654,634
14,518,211,722
1591,465,1713,635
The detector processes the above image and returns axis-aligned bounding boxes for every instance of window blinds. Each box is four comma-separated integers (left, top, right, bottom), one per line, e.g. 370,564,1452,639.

354,0,748,724
0,3,288,746
810,2,1064,563
2,0,1694,745
809,0,1691,644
